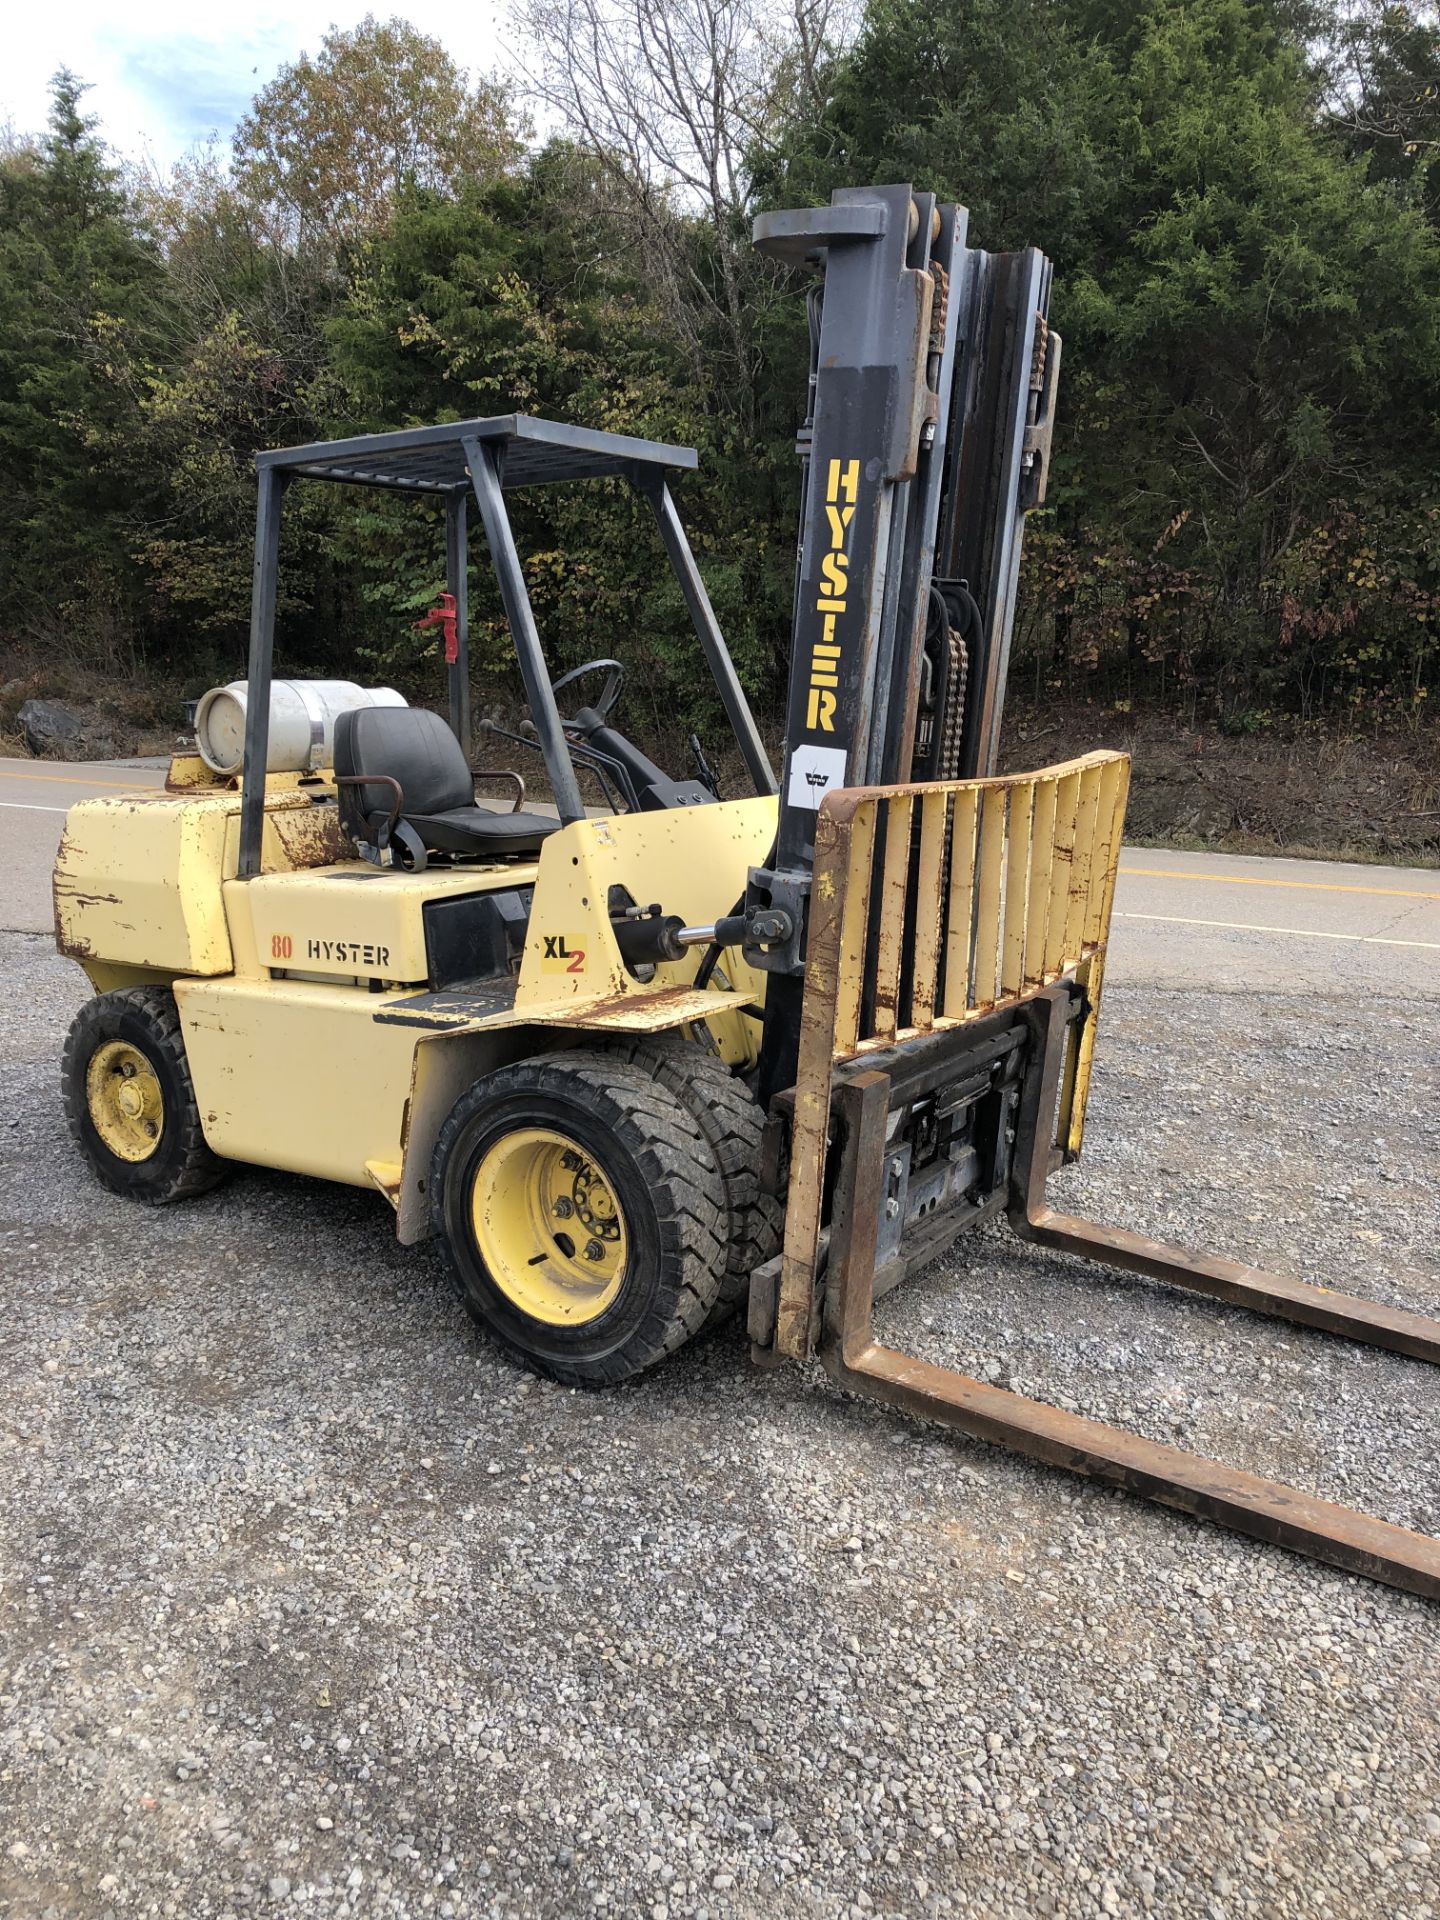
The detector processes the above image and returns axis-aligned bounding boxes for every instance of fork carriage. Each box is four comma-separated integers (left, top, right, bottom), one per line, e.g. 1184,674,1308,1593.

748,756,1440,1601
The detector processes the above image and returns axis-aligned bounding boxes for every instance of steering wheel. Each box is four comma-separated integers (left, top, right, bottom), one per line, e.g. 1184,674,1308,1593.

550,658,626,728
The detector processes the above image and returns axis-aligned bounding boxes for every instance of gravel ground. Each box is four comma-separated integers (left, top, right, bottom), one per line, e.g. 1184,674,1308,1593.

2,927,1438,1920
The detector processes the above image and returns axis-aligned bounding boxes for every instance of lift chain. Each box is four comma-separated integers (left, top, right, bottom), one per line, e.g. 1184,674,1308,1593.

1030,310,1050,392
928,260,950,352
936,624,968,783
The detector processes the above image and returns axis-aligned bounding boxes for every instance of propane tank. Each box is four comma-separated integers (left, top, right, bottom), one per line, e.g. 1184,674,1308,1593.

194,680,407,776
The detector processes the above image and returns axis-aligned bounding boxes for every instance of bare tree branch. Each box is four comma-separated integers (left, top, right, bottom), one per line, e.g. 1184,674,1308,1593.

511,0,856,431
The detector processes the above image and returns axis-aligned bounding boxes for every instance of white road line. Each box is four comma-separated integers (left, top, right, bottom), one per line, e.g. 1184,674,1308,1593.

0,801,69,813
1114,911,1440,952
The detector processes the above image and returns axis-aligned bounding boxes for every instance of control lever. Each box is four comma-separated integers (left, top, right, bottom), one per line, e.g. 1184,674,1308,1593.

688,733,722,799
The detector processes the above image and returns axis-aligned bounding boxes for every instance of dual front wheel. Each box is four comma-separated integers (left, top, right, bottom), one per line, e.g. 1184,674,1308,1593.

430,1043,781,1387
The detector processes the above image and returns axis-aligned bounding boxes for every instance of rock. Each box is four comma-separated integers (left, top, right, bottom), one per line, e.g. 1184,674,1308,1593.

17,698,84,758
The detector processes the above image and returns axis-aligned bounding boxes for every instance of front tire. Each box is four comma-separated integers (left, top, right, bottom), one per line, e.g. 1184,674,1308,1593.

430,1052,728,1386
61,988,226,1204
603,1035,783,1327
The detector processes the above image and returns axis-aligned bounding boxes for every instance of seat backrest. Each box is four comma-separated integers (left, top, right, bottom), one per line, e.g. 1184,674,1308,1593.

334,706,474,818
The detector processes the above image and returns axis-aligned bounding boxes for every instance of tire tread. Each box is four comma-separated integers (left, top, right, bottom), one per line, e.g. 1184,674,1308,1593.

602,1034,783,1327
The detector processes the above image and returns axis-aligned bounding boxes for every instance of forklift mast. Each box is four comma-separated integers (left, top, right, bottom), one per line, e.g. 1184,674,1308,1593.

748,185,1059,1097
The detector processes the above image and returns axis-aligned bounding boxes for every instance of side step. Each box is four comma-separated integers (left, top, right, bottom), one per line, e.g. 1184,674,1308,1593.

787,1000,1440,1603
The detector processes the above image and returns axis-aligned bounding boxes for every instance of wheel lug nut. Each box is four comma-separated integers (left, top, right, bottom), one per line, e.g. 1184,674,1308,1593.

584,1239,605,1263
553,1196,574,1218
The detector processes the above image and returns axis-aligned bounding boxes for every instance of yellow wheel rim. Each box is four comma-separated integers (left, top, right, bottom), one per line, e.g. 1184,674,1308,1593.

470,1126,629,1327
86,1040,165,1163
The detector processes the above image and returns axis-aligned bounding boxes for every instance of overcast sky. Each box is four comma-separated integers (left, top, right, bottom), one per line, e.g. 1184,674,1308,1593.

2,1,515,171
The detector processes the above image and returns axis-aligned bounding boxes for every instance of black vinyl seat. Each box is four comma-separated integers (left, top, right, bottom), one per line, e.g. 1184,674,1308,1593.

333,706,560,864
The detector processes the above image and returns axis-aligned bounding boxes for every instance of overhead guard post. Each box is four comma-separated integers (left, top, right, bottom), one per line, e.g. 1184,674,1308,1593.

238,466,287,879
445,491,471,760
642,477,776,796
464,436,586,827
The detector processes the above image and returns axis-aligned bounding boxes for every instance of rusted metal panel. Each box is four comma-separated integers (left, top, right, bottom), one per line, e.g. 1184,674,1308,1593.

1024,776,1057,987
164,753,227,793
972,787,1006,1007
1057,953,1092,1156
1085,756,1128,948
942,787,980,1019
834,802,876,1057
54,794,239,976
777,803,855,1361
526,985,756,1031
821,1072,892,1358
1066,756,1131,1152
1001,783,1034,997
872,796,913,1044
1043,769,1082,978
515,795,777,1017
268,802,355,871
909,792,948,1028
1062,764,1102,960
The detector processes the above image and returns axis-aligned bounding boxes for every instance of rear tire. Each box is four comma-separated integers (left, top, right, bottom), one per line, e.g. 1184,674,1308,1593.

430,1051,728,1386
604,1034,783,1327
61,987,226,1205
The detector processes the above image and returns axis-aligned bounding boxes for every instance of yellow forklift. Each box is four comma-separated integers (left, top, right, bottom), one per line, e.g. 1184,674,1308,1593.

53,184,1440,1598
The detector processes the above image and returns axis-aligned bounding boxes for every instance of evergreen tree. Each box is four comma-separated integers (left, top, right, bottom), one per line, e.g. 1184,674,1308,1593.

769,0,1440,716
0,73,174,656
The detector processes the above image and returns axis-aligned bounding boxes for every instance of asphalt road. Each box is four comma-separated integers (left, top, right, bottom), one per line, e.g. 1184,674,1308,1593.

5,754,1438,993
2,756,1438,1920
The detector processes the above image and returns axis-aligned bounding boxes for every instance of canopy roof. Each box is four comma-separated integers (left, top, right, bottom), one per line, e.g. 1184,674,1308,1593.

255,413,698,495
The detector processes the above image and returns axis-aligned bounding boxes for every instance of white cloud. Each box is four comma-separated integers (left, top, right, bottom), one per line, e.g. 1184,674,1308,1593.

2,0,516,170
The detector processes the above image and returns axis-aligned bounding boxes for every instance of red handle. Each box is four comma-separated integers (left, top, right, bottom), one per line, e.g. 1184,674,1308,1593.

414,591,459,665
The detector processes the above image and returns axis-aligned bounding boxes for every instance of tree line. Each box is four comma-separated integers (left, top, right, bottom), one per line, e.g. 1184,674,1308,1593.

1,2,1436,743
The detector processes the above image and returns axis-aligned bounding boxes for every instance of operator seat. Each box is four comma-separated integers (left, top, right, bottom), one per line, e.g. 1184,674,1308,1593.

333,706,560,865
